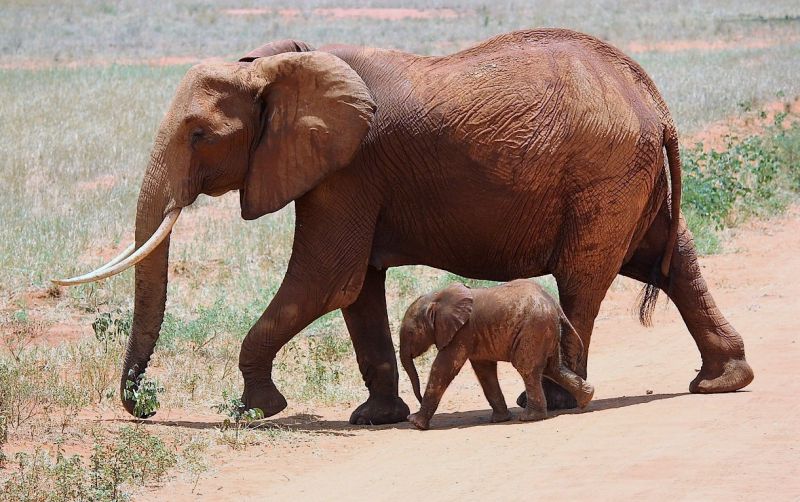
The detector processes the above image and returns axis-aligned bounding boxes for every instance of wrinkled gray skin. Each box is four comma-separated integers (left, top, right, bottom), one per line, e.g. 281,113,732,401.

400,280,595,430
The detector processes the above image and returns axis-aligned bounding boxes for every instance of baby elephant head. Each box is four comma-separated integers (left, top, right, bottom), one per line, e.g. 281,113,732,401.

399,283,474,403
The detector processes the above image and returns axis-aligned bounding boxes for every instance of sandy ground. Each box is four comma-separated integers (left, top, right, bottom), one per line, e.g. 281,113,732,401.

139,204,800,500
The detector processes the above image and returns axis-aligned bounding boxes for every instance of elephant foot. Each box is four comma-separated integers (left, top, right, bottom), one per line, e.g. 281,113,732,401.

241,380,287,418
349,395,410,425
519,408,548,422
490,410,512,423
689,357,754,394
407,412,430,430
517,380,578,410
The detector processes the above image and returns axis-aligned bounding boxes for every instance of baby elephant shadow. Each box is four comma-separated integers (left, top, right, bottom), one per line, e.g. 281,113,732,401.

424,391,692,430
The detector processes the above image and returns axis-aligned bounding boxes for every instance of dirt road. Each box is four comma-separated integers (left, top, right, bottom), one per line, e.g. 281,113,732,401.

145,208,800,501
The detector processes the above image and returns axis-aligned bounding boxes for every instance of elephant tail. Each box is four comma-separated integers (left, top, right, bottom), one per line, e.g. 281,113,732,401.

660,125,682,277
558,309,584,369
639,126,682,327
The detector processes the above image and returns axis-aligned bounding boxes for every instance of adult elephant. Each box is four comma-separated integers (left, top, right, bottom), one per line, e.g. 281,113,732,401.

54,29,753,424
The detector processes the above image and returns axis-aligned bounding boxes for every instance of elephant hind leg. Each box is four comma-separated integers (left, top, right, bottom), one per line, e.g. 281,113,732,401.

471,360,511,423
342,266,409,425
621,211,754,394
544,350,594,409
529,263,621,410
518,364,548,421
545,364,594,409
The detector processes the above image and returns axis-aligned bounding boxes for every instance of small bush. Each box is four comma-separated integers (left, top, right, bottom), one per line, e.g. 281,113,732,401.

123,371,164,418
682,115,800,253
211,391,264,448
275,322,358,404
0,425,177,502
92,310,131,352
0,352,84,430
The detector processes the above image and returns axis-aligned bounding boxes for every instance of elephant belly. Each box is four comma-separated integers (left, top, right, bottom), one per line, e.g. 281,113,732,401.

371,171,565,281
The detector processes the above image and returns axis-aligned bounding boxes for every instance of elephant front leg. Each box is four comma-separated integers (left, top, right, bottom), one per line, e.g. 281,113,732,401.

238,185,381,418
342,266,410,425
238,278,338,417
408,345,469,430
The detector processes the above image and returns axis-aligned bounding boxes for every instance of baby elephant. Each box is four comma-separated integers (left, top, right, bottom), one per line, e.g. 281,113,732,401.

400,280,594,430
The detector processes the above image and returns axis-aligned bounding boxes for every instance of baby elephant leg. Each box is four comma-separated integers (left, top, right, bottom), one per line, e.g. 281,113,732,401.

408,345,469,430
518,365,548,421
471,360,511,423
548,365,595,409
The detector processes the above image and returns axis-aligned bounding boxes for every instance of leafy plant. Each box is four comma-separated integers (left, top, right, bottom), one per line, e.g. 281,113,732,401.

92,310,131,353
1,313,46,362
212,391,264,448
178,436,210,494
123,370,164,418
0,426,177,502
682,114,800,253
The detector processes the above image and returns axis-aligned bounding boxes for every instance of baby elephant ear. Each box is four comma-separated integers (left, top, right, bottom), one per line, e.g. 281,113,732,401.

433,283,474,350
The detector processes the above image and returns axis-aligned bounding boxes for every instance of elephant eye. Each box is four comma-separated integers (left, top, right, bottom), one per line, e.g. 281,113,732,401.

190,128,205,147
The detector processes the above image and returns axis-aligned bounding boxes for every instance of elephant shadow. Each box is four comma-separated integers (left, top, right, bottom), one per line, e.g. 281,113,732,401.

294,392,690,433
271,391,694,433
132,392,693,434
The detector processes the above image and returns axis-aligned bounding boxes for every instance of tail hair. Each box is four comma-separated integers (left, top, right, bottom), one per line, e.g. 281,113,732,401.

636,259,674,327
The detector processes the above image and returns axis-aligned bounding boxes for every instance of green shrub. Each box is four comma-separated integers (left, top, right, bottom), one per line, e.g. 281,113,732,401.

682,115,800,253
123,371,164,418
211,391,265,448
0,353,84,430
0,426,177,502
92,310,131,351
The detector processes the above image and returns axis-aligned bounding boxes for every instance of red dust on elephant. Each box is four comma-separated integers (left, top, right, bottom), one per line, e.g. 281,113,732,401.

54,29,753,424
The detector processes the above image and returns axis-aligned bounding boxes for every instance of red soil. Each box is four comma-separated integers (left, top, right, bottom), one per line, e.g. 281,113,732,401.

687,97,800,151
142,205,800,500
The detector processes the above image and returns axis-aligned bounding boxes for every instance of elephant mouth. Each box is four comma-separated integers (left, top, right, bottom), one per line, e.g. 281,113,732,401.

205,183,239,197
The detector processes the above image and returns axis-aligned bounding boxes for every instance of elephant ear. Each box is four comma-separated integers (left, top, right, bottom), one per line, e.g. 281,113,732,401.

241,51,376,220
238,39,315,62
432,283,474,350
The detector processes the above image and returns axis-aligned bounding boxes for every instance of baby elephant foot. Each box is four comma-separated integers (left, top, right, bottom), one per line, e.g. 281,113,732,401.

519,409,548,422
407,412,430,430
575,382,595,409
490,410,512,423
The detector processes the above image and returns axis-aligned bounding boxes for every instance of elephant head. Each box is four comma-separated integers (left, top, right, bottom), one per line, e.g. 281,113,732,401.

53,50,376,417
399,283,474,403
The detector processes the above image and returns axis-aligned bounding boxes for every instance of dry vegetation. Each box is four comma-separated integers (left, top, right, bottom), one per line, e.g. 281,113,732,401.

1,1,799,500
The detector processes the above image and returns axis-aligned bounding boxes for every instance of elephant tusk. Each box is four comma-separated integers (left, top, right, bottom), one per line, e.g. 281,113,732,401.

51,209,181,286
95,243,136,272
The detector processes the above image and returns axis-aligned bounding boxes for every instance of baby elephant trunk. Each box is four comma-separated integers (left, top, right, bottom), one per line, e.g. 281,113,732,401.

400,347,423,404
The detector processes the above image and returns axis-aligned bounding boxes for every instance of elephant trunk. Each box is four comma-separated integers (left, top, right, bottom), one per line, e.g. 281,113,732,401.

400,345,423,404
120,142,176,418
